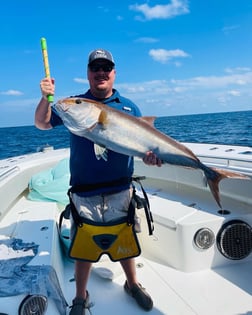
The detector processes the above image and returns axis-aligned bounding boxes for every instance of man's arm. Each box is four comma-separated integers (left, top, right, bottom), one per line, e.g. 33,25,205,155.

35,78,55,130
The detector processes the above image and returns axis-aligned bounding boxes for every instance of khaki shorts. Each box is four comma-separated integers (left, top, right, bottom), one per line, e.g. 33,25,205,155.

70,189,133,238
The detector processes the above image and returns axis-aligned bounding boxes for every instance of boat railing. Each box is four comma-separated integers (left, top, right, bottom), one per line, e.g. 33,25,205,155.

197,154,252,176
0,166,20,182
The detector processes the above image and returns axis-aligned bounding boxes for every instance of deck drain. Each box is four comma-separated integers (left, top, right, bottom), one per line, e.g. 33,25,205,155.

40,226,49,231
136,263,144,268
218,209,231,215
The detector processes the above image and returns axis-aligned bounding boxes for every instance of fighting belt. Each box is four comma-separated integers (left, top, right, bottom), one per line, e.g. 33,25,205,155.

58,177,154,262
69,216,141,262
67,182,142,262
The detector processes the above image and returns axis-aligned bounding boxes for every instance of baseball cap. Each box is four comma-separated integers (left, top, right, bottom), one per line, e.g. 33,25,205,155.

88,49,115,66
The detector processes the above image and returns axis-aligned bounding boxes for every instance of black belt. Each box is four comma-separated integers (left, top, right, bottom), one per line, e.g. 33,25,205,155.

59,176,154,235
70,177,131,193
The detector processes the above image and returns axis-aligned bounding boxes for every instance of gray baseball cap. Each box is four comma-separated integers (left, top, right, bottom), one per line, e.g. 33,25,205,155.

88,49,115,66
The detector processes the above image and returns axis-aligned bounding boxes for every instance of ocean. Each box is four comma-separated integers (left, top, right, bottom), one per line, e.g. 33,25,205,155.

0,110,251,160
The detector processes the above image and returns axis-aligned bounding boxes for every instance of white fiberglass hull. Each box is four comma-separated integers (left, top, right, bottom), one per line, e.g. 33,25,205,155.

0,143,251,315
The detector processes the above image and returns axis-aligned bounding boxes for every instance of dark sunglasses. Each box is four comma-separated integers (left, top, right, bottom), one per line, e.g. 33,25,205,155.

89,64,114,73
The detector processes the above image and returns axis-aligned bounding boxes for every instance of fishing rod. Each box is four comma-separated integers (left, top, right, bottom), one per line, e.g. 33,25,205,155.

40,37,54,103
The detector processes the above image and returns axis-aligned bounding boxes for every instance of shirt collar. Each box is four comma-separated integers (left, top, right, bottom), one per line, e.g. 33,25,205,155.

82,89,121,104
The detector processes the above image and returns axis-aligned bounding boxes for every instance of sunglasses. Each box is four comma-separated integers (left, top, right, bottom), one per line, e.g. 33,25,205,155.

89,64,114,73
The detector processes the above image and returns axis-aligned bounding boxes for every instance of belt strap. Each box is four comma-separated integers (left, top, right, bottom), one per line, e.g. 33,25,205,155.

132,177,154,235
70,177,131,193
59,176,154,236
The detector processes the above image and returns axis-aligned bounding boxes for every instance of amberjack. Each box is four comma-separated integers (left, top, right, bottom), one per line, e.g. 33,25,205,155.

55,97,249,208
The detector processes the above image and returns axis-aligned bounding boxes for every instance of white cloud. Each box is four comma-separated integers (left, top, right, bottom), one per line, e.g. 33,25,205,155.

73,78,89,84
116,80,172,98
129,0,189,21
98,5,109,13
126,86,146,93
149,48,190,63
227,90,241,96
68,69,252,117
225,67,251,74
115,70,252,107
222,24,240,35
0,89,23,96
135,37,159,43
174,61,182,67
171,71,252,88
0,97,38,110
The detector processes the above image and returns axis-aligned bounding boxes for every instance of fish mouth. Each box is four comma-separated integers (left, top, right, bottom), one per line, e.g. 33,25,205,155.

57,101,70,112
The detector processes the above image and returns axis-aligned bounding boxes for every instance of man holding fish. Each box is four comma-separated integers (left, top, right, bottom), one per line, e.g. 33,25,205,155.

35,49,161,314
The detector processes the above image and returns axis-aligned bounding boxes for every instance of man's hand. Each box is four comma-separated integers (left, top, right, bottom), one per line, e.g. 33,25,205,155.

143,151,162,167
40,78,55,101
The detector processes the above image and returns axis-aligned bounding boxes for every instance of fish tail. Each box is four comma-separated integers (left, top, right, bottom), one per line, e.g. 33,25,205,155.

205,167,250,209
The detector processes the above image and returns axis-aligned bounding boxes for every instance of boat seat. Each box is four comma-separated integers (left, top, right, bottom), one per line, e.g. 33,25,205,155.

138,191,197,230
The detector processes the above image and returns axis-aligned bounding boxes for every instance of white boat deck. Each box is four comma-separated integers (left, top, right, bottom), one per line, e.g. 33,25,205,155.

1,191,252,315
0,144,252,315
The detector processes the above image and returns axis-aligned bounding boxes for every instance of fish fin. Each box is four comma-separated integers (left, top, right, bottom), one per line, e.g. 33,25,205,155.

94,144,108,161
206,167,250,208
140,116,156,125
206,175,223,209
211,167,250,180
98,110,109,128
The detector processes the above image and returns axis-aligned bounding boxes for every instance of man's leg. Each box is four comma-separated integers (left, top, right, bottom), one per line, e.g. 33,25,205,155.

120,257,138,287
120,257,153,311
74,260,92,299
69,261,92,314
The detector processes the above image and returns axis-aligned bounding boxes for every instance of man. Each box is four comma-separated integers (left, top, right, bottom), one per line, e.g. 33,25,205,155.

35,48,161,315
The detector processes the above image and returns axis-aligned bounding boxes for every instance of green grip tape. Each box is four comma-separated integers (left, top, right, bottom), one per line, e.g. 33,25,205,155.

41,37,47,50
47,95,54,103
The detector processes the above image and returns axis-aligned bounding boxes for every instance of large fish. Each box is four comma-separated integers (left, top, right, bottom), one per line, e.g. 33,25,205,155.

55,97,249,208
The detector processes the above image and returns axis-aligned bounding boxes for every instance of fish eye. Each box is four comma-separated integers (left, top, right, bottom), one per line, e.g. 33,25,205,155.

75,99,82,104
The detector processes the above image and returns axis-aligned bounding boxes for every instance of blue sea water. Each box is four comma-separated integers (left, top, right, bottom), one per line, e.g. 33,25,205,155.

0,110,251,160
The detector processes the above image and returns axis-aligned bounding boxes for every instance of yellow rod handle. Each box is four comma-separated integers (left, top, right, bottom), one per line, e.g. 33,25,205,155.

41,37,54,103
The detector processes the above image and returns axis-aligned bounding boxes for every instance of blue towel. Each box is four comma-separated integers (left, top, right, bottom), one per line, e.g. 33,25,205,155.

0,238,67,314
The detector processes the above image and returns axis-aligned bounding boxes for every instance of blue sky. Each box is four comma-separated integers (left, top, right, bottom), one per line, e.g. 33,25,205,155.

0,0,252,127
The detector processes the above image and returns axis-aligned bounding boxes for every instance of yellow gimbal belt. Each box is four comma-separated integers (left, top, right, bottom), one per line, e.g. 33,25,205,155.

69,215,141,262
63,177,153,262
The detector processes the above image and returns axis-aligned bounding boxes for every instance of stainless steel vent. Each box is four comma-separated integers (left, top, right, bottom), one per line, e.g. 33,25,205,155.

217,220,252,260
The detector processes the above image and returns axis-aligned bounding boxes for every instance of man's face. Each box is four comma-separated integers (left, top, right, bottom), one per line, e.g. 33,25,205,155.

87,60,116,98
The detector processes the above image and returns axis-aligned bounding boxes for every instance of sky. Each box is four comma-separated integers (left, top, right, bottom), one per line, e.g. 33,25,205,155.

0,0,252,127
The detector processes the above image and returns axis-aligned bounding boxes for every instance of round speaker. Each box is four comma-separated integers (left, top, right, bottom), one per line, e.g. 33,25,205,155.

217,220,252,260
